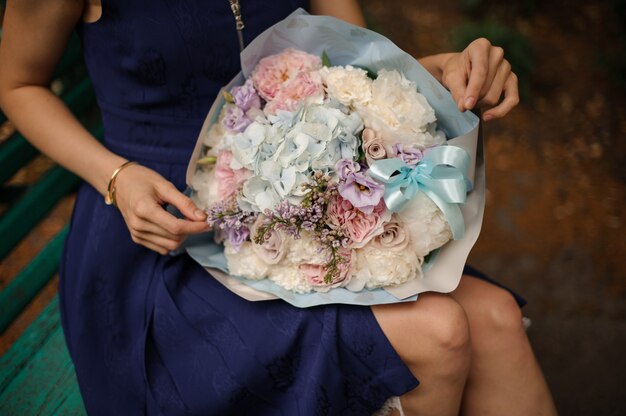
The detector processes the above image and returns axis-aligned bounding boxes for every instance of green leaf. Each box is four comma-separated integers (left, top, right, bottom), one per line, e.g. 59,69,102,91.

321,51,331,67
223,91,235,103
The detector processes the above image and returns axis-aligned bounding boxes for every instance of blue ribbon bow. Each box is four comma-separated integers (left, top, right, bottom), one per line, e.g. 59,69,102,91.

367,145,472,240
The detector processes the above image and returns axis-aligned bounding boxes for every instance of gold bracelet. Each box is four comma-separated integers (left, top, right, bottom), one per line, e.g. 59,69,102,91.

104,160,138,207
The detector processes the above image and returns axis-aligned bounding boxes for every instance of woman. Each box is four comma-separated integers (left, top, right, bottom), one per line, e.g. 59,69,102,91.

0,0,557,414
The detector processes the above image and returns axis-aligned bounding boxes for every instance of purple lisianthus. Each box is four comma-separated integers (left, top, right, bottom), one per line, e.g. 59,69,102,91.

338,171,384,215
392,143,423,167
227,226,250,252
335,159,360,181
231,79,261,111
222,106,252,133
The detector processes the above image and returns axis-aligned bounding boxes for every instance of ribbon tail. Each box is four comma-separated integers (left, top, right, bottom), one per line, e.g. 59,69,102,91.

422,188,465,240
384,185,412,212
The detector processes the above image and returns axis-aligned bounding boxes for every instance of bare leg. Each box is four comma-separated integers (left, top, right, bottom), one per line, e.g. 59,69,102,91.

371,293,472,416
451,275,558,416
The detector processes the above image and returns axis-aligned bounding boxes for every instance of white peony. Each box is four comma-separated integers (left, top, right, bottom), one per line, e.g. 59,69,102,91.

319,65,373,107
357,69,445,150
224,241,270,280
352,244,423,290
190,168,218,210
268,265,313,294
395,191,452,257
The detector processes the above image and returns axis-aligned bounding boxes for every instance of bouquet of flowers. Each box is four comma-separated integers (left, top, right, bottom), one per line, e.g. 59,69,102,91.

184,10,483,307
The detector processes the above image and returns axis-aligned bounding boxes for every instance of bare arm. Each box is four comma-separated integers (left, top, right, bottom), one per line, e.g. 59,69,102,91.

0,0,208,255
0,0,126,195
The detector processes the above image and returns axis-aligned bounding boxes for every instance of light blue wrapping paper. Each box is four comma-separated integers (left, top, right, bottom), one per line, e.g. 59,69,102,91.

184,9,483,308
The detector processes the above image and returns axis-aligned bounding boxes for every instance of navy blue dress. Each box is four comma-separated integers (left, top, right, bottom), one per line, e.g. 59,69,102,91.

59,1,523,415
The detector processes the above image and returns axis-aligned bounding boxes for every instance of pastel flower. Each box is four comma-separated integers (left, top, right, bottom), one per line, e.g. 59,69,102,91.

353,244,423,289
338,171,385,215
222,105,252,133
362,128,387,166
190,168,218,210
231,79,261,111
335,159,360,181
395,191,452,257
357,69,445,149
327,197,390,248
264,71,324,116
372,216,411,252
319,65,372,107
224,241,269,280
392,143,424,167
300,248,354,292
251,48,322,101
250,215,289,265
238,176,282,213
227,226,250,252
214,151,252,200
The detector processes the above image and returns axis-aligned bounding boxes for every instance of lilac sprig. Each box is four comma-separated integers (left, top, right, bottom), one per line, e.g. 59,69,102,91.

254,172,350,283
206,195,257,251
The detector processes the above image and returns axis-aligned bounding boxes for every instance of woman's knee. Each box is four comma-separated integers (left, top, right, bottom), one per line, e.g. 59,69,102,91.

454,276,525,335
372,293,471,371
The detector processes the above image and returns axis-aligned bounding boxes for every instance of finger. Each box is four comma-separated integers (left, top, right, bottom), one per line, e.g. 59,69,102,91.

482,73,519,121
443,66,470,112
130,235,170,255
463,39,493,110
155,182,207,221
476,59,511,108
478,46,506,98
134,231,185,252
129,216,183,241
147,204,211,236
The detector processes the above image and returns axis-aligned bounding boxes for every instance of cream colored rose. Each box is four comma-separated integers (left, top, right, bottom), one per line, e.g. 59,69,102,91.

250,215,288,265
372,216,411,252
362,128,387,166
319,65,372,107
395,192,452,257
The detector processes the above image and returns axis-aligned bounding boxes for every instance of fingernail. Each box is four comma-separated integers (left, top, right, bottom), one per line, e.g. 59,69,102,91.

194,209,206,219
464,97,475,108
483,114,494,122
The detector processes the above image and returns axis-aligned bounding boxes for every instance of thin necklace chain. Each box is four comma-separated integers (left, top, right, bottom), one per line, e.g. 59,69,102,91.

228,0,245,51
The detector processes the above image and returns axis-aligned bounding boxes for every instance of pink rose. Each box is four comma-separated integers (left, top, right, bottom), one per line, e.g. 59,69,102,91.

251,48,322,101
300,248,354,291
326,196,390,248
215,151,252,200
362,128,387,166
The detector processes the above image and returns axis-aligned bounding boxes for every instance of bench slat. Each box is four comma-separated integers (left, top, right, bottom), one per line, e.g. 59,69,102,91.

0,166,79,261
0,297,61,393
0,324,84,415
0,227,68,334
51,382,87,416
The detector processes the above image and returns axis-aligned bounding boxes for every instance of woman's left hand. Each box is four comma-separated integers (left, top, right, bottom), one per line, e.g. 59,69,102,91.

441,38,519,121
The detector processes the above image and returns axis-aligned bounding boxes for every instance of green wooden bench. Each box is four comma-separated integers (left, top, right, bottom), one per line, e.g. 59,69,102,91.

0,11,99,414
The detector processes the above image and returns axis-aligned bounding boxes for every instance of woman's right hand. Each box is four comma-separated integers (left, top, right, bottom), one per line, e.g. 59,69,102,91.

113,164,211,255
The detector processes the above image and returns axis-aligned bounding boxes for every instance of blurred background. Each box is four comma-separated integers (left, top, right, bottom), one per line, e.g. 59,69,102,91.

360,0,626,414
1,0,625,415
